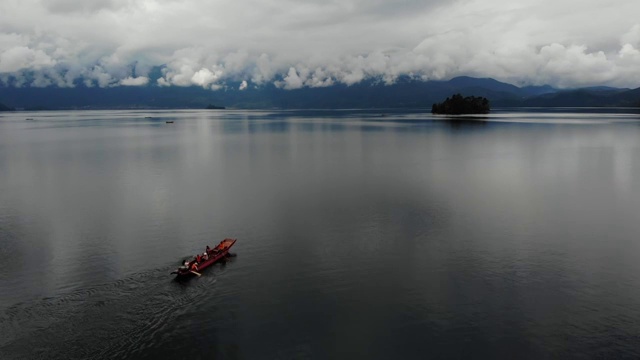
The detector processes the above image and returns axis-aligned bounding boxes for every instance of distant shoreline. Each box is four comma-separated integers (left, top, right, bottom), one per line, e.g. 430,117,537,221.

5,107,640,114
2,76,638,111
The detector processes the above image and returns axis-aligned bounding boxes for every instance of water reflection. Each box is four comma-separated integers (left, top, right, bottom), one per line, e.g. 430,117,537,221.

1,110,640,359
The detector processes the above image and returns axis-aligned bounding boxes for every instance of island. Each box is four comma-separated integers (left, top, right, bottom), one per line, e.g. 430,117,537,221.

206,104,226,110
432,94,490,115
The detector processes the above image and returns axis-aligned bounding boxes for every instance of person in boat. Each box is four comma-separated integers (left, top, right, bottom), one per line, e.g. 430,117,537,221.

215,242,224,252
202,251,209,261
196,254,202,263
206,245,211,254
191,261,198,271
178,260,189,272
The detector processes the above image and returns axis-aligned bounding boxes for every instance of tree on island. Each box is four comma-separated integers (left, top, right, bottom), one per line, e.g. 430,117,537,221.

432,94,490,115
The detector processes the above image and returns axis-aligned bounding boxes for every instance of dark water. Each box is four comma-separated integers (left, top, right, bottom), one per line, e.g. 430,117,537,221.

1,109,640,359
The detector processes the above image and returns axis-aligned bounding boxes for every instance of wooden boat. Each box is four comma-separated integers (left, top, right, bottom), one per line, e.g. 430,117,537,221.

172,238,237,278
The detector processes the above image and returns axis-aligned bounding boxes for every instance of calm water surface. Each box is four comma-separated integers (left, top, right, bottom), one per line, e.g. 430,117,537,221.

1,109,640,359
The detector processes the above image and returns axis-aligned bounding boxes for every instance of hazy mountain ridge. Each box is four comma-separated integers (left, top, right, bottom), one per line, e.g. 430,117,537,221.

519,87,640,107
0,77,638,109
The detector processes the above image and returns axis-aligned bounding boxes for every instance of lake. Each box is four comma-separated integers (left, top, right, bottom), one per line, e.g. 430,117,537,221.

1,109,640,359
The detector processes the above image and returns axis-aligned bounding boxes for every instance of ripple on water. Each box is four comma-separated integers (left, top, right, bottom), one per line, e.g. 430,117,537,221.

0,260,238,360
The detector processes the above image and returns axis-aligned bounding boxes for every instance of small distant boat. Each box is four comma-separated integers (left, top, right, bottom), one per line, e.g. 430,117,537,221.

166,121,174,124
172,239,237,278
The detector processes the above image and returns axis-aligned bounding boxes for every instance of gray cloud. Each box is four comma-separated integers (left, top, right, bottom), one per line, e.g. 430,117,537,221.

44,0,129,14
0,0,639,89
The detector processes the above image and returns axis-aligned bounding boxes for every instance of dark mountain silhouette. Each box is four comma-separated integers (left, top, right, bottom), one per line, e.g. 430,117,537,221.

580,86,630,92
520,85,557,97
0,101,14,111
0,76,637,109
520,88,640,107
445,76,522,94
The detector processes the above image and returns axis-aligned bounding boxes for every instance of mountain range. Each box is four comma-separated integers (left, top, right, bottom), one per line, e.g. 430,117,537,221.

0,76,639,110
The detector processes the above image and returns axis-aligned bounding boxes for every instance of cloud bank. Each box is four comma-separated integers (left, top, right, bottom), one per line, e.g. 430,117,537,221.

0,0,639,89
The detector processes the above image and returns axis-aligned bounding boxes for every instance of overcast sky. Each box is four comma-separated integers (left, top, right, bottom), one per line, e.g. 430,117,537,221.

1,0,639,89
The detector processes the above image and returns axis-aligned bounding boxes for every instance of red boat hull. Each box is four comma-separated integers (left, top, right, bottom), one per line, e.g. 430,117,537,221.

174,239,237,278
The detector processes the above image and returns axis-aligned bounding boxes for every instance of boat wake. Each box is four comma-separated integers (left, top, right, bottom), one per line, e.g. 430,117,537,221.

0,263,230,360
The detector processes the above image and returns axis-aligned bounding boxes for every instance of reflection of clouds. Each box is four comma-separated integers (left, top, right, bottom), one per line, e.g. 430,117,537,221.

4,110,640,358
613,144,639,193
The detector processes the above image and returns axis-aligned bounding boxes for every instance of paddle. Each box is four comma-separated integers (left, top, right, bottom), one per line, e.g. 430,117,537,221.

190,270,202,277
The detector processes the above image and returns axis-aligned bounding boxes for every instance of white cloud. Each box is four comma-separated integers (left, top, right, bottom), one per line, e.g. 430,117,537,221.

277,67,304,90
0,46,56,72
0,0,639,88
120,76,149,86
239,80,248,90
191,68,224,89
82,65,115,87
251,53,275,85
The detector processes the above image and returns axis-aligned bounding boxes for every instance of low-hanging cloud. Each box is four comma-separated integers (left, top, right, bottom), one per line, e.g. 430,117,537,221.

0,0,639,89
120,76,149,86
